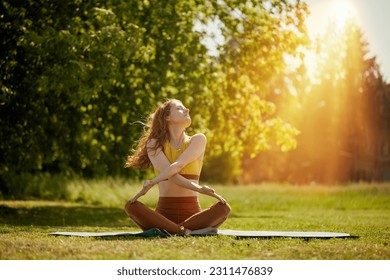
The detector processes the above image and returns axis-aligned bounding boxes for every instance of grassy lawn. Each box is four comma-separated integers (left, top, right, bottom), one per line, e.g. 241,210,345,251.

0,181,389,260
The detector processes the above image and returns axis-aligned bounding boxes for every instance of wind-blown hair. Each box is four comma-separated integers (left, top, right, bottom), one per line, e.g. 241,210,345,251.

124,99,177,170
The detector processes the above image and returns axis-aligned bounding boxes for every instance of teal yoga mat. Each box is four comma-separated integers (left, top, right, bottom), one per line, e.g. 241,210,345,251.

50,228,353,238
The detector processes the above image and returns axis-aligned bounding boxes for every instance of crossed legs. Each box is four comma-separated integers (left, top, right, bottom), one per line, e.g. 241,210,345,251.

124,199,231,234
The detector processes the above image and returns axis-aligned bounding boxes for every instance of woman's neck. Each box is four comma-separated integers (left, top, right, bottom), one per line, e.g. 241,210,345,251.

168,126,186,148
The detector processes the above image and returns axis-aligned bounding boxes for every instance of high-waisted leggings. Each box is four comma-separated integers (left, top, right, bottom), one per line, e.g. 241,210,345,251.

124,196,231,234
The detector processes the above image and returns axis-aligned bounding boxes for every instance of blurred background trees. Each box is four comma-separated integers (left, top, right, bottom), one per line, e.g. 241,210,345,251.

1,0,389,198
244,19,390,184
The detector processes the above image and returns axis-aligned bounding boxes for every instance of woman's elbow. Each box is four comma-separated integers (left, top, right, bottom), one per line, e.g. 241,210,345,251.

164,162,184,179
172,162,185,175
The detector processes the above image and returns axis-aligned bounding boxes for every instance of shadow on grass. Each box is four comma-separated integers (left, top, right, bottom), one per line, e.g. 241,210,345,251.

0,204,131,227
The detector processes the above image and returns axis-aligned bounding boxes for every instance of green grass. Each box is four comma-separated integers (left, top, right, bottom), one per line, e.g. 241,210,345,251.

0,180,389,259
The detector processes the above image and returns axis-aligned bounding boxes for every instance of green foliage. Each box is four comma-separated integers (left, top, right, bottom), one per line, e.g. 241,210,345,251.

1,0,308,196
200,0,306,181
0,172,68,200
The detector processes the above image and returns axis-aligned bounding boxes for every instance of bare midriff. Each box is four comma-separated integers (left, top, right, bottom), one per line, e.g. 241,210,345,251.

158,177,199,197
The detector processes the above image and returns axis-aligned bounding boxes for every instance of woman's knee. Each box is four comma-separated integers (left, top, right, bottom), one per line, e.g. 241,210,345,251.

216,201,231,216
223,202,232,216
124,200,141,216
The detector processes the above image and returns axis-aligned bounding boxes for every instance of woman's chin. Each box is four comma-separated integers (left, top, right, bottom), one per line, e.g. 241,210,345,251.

184,119,192,128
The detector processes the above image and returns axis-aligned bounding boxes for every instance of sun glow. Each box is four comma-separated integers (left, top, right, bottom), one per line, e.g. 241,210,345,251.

306,0,359,37
329,0,358,30
303,0,360,82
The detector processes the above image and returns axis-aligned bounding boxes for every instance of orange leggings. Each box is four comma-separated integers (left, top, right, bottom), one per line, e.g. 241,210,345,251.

124,196,231,234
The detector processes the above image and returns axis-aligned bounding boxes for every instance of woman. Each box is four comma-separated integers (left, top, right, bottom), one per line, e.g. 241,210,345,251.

124,99,231,235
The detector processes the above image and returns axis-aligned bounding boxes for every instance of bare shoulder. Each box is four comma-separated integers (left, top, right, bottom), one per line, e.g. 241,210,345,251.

146,138,157,147
146,138,164,157
189,133,207,144
146,138,161,150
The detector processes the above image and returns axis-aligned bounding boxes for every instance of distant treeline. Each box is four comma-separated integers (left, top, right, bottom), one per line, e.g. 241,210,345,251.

243,21,390,184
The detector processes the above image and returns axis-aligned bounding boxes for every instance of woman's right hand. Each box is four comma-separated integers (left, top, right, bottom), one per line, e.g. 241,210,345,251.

130,180,155,204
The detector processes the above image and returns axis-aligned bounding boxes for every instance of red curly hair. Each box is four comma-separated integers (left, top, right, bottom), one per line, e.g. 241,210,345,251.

124,99,178,170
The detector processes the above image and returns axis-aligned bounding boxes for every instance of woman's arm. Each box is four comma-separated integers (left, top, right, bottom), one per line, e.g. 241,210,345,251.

129,137,204,203
130,178,226,204
145,136,204,191
129,135,226,204
144,135,226,203
146,133,207,187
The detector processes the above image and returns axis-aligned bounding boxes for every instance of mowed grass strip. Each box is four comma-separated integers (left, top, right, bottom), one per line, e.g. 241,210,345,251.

0,182,389,259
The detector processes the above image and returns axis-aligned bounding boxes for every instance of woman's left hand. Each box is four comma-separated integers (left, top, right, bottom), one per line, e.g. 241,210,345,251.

213,193,227,204
201,185,226,204
199,185,215,195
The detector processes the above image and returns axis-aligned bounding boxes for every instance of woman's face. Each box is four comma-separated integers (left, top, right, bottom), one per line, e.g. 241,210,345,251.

167,100,191,127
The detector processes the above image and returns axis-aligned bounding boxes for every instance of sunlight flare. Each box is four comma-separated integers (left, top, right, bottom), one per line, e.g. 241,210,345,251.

329,0,358,30
306,0,359,36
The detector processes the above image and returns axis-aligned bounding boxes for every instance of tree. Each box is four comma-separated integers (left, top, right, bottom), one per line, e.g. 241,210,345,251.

198,0,308,182
1,0,309,197
243,19,390,183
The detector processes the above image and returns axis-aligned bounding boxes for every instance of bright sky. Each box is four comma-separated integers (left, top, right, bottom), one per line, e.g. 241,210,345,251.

304,0,390,82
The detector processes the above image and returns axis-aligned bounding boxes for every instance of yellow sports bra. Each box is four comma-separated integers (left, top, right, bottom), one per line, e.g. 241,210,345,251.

154,135,203,180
